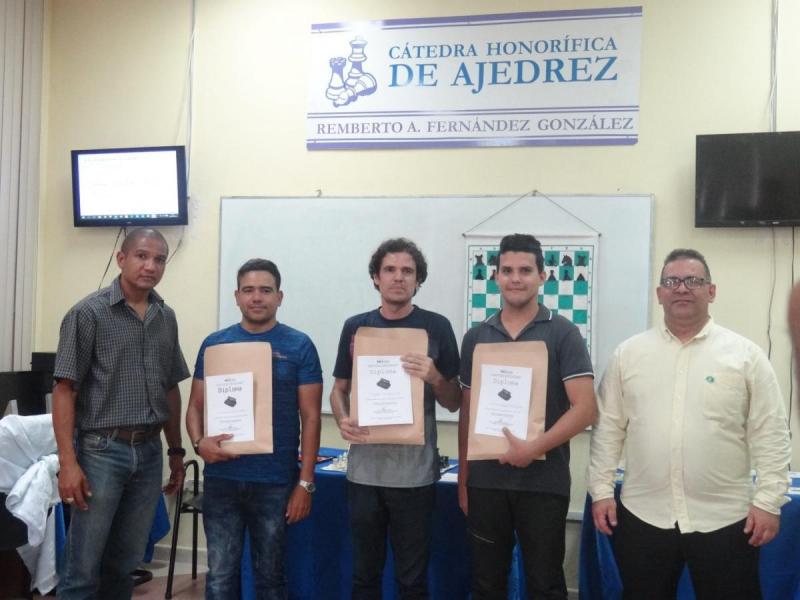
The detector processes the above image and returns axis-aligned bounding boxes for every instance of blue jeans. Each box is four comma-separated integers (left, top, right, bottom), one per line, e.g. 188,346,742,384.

202,477,293,600
348,481,435,600
58,432,162,600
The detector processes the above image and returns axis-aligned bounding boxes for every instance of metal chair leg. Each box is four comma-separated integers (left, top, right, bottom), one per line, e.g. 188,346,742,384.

164,460,200,599
191,467,199,580
164,467,185,599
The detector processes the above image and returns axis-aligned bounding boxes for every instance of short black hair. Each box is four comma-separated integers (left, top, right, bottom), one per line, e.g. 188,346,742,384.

120,228,169,255
368,238,428,290
236,258,282,290
498,233,544,272
661,248,711,281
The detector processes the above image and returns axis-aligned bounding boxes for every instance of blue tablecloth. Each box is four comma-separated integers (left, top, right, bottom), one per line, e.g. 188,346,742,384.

241,447,526,599
143,495,171,562
579,483,800,599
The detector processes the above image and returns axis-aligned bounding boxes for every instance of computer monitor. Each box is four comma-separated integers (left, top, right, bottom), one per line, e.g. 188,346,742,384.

71,145,188,227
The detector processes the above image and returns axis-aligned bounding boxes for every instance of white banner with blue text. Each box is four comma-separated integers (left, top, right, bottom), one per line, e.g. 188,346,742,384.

307,7,642,150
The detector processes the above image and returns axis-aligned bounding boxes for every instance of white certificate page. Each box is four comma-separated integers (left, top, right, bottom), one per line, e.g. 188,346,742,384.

474,364,532,439
206,372,255,441
356,355,413,426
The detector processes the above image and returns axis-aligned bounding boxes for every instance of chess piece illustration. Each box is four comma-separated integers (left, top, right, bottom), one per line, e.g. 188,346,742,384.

328,36,377,107
473,254,487,280
326,57,347,100
345,37,374,90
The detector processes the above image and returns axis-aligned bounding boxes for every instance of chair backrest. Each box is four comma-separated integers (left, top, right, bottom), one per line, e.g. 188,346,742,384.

0,371,53,417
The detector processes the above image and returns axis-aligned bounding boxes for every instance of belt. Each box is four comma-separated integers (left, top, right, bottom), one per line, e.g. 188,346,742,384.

93,426,162,445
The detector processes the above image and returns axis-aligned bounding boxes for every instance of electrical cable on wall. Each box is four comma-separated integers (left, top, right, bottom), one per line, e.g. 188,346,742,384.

765,228,775,359
768,0,778,132
789,226,795,424
93,2,195,274
764,0,777,358
167,0,197,266
98,227,125,290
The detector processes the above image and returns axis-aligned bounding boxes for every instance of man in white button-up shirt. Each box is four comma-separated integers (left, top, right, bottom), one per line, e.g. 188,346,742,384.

588,248,791,600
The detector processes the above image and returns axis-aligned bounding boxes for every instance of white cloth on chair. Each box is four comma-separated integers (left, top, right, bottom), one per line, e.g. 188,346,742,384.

6,453,60,545
16,509,57,594
0,413,57,490
0,413,60,593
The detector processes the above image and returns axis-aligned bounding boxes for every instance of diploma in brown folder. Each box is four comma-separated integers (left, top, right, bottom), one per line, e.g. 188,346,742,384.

467,341,548,460
351,327,427,445
204,341,273,455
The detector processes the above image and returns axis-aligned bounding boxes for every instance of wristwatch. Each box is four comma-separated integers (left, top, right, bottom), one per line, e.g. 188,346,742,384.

167,447,186,457
298,479,316,494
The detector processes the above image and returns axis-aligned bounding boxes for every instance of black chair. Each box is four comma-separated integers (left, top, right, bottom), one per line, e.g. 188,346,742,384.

0,370,52,416
0,360,54,598
0,492,33,599
165,459,202,599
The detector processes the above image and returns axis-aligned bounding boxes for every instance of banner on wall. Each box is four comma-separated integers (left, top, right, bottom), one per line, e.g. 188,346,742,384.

308,7,642,150
465,235,599,363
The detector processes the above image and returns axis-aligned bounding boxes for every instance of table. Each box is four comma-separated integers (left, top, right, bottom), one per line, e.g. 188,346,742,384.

240,448,531,599
579,480,800,599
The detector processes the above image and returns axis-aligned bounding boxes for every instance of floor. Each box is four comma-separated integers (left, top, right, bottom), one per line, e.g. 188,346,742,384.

29,558,580,599
131,559,208,600
129,562,579,600
29,559,207,600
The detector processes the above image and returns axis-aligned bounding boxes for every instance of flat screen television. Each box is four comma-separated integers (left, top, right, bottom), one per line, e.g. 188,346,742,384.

71,145,188,227
695,131,800,227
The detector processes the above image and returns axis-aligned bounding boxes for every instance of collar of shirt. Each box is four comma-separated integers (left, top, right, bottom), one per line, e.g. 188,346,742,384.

486,304,552,339
108,275,165,307
660,315,715,344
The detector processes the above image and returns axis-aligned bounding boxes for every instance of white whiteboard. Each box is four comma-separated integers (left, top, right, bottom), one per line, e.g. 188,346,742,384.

219,194,653,421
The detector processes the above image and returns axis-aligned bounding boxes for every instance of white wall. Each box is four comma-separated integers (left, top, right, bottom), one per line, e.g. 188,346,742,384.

35,0,800,589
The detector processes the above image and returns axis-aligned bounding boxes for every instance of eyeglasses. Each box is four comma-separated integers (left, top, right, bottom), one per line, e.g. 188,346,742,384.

660,276,710,290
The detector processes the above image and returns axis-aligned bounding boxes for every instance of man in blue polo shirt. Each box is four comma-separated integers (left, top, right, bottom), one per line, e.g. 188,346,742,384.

458,233,596,600
185,258,322,600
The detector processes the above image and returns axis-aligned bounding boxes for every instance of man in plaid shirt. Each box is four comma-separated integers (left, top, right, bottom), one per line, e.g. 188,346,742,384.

52,228,190,599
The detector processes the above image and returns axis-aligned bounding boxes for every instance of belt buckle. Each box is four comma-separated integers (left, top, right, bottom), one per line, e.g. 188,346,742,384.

129,429,151,445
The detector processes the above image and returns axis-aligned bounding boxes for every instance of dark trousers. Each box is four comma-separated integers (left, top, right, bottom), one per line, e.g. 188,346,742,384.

467,487,569,600
614,502,761,600
347,481,435,600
